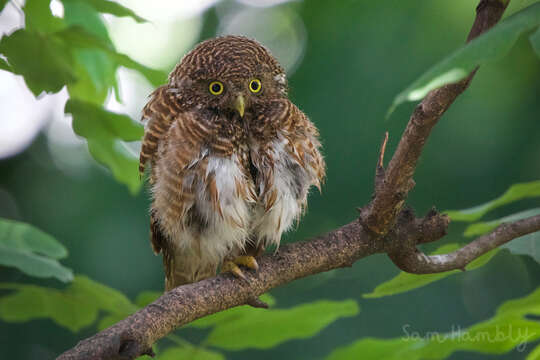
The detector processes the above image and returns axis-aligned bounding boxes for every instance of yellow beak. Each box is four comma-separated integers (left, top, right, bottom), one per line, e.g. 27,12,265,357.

234,95,245,118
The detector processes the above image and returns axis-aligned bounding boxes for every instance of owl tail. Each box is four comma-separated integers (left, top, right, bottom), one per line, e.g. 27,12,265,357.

163,252,217,291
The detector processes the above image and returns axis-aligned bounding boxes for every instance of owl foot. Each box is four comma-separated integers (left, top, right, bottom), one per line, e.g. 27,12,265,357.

222,255,259,281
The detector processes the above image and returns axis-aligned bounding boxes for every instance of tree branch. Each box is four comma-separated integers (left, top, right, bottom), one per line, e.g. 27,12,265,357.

389,214,540,273
361,0,508,236
58,1,517,359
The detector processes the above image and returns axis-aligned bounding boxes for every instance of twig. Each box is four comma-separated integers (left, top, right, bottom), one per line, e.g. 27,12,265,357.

389,214,540,273
374,132,389,191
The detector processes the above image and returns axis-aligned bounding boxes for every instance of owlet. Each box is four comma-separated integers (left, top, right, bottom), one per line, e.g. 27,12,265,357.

139,36,325,291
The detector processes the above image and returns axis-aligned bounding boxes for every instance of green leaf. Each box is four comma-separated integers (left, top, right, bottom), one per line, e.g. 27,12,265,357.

55,25,167,87
0,29,77,95
63,0,118,104
445,180,540,222
70,275,136,315
464,208,540,237
135,291,162,308
527,343,540,360
328,287,540,360
65,99,143,141
64,99,143,193
189,294,275,328
467,247,500,270
363,270,457,300
326,338,424,360
389,3,540,114
97,313,126,331
68,50,116,104
0,57,12,72
530,26,540,58
24,0,66,33
87,138,142,194
497,286,540,316
502,231,540,264
0,275,135,332
61,0,147,23
205,299,359,350
0,249,73,283
159,347,224,360
109,51,166,88
0,218,73,282
0,283,97,332
363,244,499,298
0,0,8,13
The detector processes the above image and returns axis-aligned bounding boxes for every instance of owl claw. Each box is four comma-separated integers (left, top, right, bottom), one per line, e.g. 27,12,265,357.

234,255,259,271
222,261,248,281
222,256,259,281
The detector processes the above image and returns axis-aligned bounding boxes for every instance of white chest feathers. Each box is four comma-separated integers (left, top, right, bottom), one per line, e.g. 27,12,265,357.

251,137,311,248
155,139,313,265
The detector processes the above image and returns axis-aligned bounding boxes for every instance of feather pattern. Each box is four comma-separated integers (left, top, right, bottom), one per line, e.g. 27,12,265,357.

139,36,325,290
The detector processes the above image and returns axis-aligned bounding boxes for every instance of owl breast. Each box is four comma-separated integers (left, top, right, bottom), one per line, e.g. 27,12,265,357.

152,146,256,276
153,132,313,266
250,135,311,248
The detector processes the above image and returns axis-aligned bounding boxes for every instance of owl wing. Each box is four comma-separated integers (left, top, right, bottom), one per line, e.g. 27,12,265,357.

282,101,326,193
139,85,185,257
148,108,211,252
147,109,212,289
251,100,325,247
256,99,325,202
148,109,255,289
139,85,183,176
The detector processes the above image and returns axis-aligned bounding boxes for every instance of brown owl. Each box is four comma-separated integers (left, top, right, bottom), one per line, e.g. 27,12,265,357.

139,36,325,291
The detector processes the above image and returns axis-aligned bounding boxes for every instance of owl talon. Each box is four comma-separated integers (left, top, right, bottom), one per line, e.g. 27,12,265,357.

222,261,248,281
222,255,259,281
234,255,259,271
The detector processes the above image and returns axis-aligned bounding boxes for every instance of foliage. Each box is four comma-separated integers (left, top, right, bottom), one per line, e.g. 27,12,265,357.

158,346,225,360
463,208,540,264
0,0,539,359
0,218,72,282
389,2,540,115
191,298,359,350
445,180,540,222
0,275,135,331
65,99,144,193
0,0,166,193
365,179,540,299
328,287,540,359
463,208,540,236
0,269,357,356
363,244,499,299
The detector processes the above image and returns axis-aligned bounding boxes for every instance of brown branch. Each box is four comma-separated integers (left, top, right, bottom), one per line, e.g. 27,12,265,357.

389,214,540,274
58,213,450,360
57,1,516,359
361,0,508,235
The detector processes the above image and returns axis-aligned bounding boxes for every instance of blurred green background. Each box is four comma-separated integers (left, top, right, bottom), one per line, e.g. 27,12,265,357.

1,0,539,359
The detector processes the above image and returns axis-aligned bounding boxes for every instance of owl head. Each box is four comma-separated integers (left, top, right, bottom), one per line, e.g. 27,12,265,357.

169,36,288,119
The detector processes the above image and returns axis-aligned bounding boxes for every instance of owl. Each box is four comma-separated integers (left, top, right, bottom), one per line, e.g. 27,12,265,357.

139,36,325,291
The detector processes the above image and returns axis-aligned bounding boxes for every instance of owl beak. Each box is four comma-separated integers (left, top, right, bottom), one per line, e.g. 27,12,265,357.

234,95,245,118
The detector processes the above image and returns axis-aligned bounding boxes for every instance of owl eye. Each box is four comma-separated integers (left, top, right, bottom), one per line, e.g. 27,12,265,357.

249,79,262,93
209,81,224,95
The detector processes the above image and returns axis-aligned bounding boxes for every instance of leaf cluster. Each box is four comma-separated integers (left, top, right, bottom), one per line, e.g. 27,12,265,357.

0,0,167,193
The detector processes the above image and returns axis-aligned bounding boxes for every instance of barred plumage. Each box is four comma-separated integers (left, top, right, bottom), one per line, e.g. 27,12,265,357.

140,36,325,290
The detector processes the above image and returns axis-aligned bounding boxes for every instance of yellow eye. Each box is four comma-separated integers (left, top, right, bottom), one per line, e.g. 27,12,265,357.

249,79,262,93
209,81,224,95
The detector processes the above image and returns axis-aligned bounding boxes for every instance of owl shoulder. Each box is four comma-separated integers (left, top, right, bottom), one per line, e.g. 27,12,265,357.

139,85,188,175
